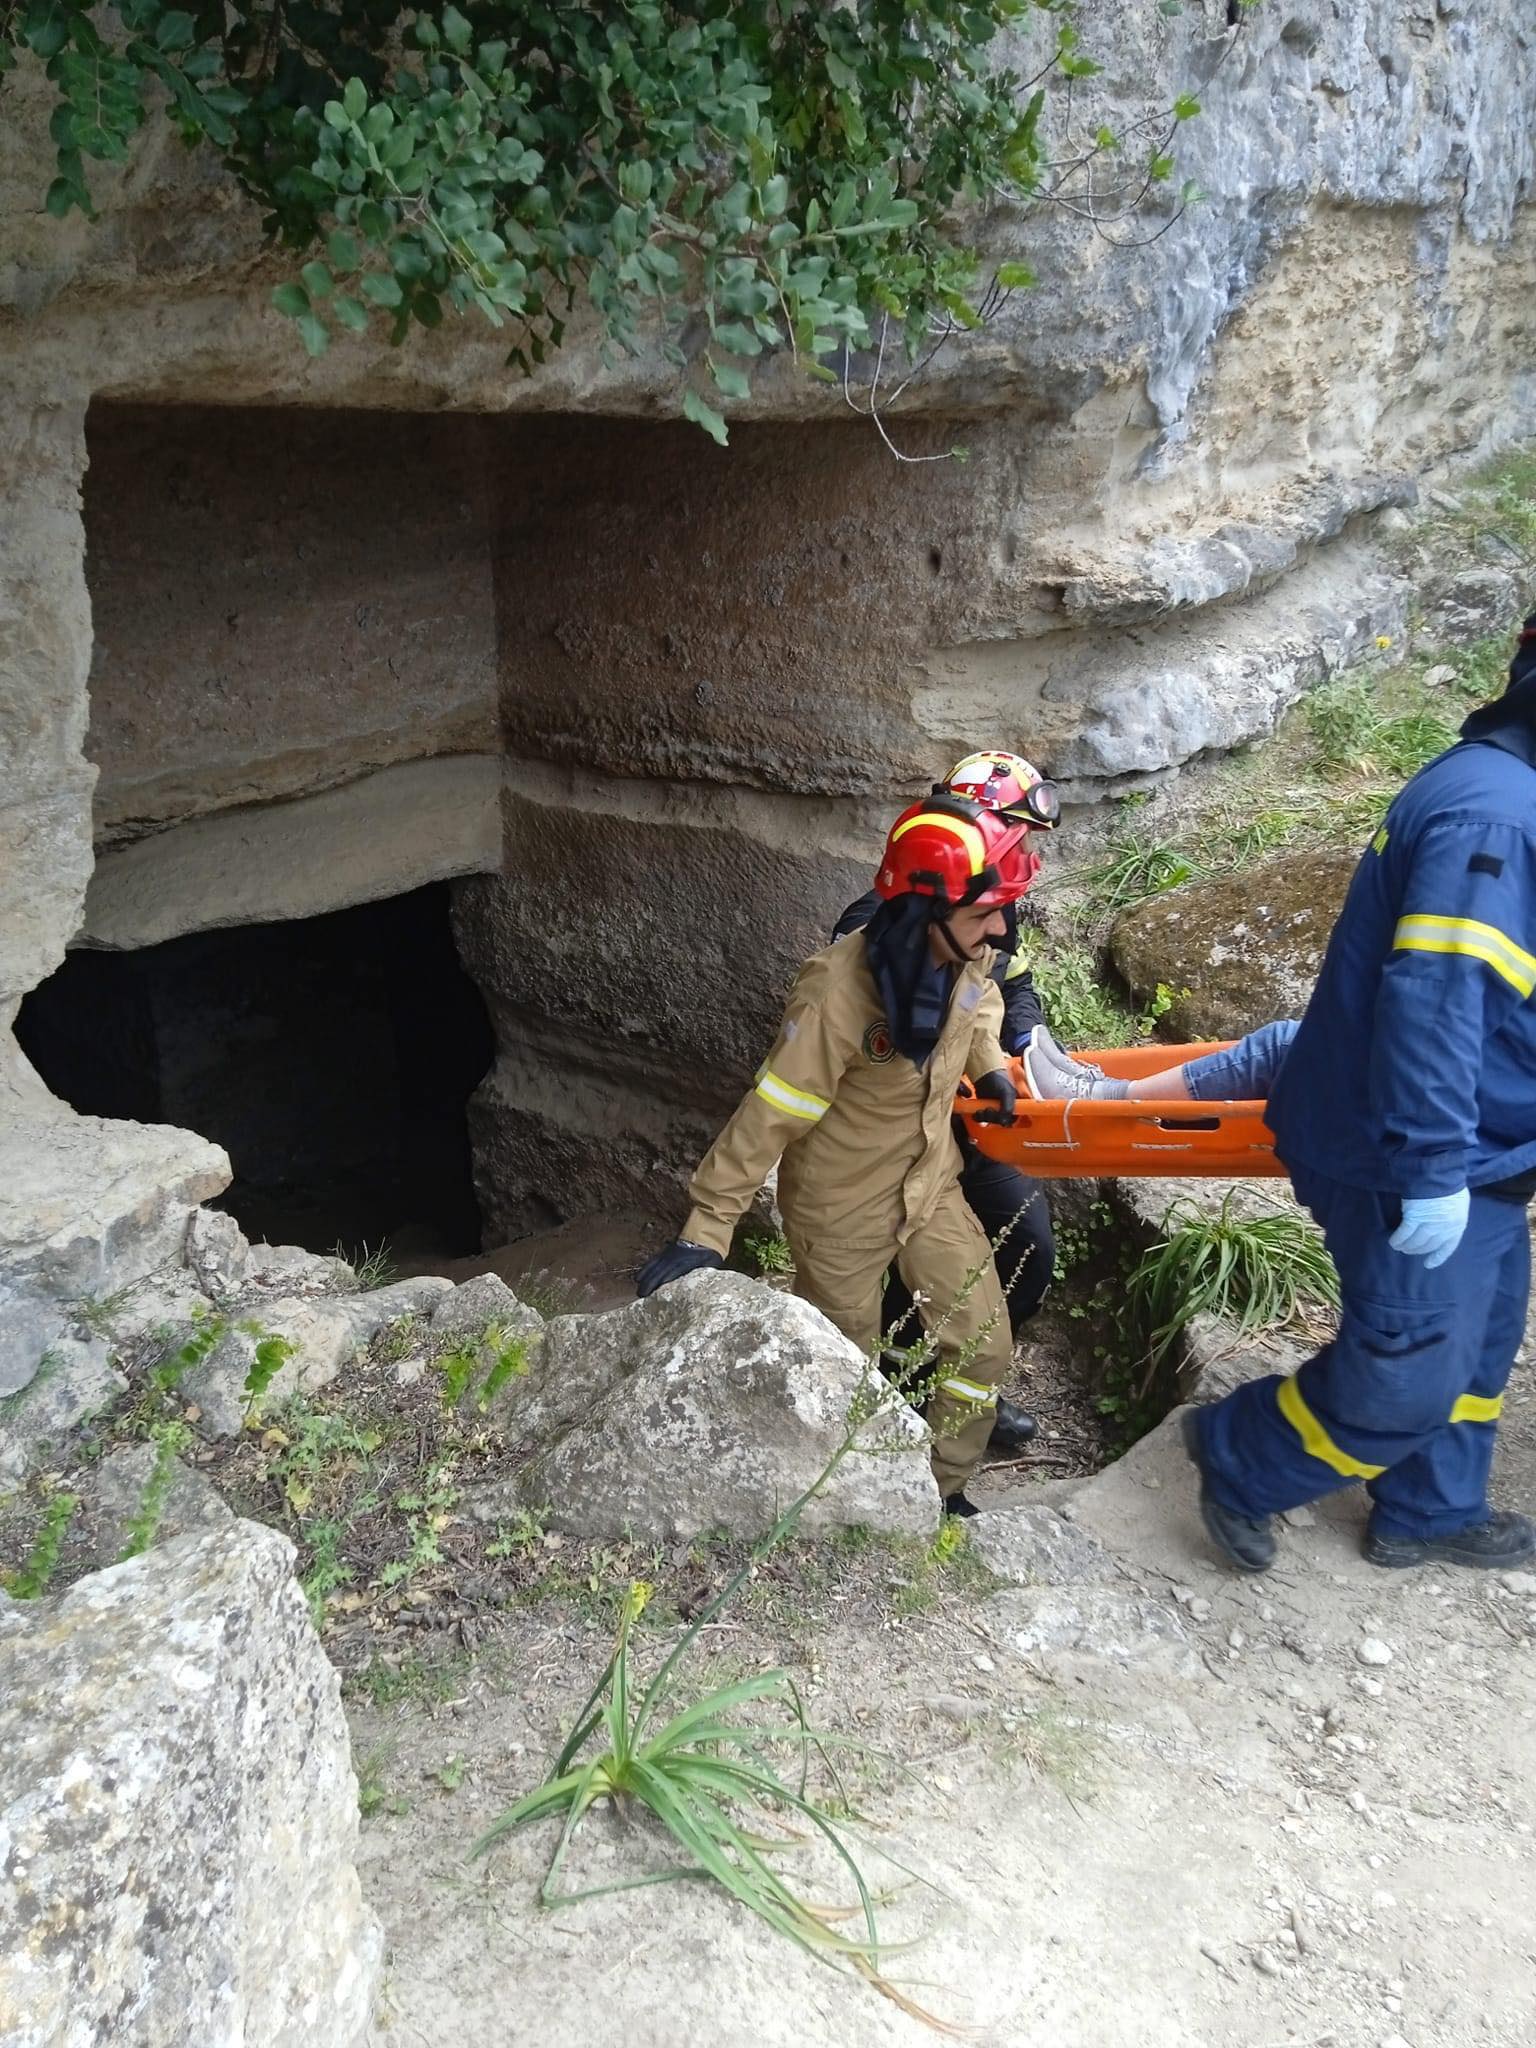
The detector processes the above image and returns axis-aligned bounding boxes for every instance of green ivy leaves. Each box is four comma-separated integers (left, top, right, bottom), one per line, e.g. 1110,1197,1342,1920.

8,2,1212,440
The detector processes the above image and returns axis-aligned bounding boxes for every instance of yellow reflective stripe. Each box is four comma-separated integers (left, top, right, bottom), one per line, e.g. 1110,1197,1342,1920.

753,1068,830,1121
1003,948,1033,981
1372,826,1390,855
1277,1376,1385,1479
890,809,986,876
1393,914,1536,998
939,1377,998,1406
1450,1392,1503,1425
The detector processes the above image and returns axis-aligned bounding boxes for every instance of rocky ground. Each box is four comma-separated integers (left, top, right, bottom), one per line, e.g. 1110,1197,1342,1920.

353,1322,1536,2048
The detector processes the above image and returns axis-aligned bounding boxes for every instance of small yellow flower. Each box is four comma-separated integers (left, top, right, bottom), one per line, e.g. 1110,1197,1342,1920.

626,1579,654,1620
1375,634,1393,649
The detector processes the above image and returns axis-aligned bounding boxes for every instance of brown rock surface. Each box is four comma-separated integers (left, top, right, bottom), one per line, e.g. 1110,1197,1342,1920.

1109,849,1358,1042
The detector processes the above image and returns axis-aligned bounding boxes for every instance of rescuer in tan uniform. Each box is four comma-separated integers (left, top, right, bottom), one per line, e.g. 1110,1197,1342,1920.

637,792,1048,1513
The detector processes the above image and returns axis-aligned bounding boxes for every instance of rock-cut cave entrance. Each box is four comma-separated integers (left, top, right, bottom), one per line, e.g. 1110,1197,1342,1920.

16,883,494,1264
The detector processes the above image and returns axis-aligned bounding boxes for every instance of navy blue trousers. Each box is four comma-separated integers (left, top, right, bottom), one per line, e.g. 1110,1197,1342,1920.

1196,1166,1529,1540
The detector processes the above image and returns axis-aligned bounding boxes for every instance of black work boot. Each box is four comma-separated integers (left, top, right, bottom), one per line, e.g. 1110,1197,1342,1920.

1364,1509,1536,1571
988,1398,1039,1454
941,1493,981,1520
1181,1410,1277,1574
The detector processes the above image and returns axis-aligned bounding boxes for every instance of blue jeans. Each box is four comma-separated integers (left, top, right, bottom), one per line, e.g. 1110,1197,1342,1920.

1183,1019,1299,1100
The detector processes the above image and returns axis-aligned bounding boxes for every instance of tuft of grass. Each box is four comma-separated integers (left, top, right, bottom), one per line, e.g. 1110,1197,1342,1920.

1080,836,1204,919
0,1349,61,1418
1309,675,1461,782
1469,450,1536,550
71,1288,132,1341
346,1649,473,1709
335,1240,396,1292
1194,806,1305,869
1122,1193,1339,1375
372,1314,419,1364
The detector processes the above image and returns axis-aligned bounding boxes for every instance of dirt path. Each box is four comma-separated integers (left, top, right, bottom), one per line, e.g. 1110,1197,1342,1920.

353,1332,1536,2048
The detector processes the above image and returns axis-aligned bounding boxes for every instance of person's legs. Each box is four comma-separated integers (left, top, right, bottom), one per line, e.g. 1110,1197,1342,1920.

1027,1020,1298,1103
1365,1197,1531,1549
1196,1171,1494,1528
957,1149,1053,1333
896,1183,1015,1501
1181,1020,1300,1102
789,1232,888,1358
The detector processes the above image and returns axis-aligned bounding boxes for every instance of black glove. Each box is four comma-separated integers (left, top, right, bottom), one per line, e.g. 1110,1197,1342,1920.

973,1067,1018,1126
636,1239,724,1298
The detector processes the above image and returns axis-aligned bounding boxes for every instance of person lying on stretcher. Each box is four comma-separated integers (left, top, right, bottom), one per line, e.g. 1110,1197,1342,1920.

1020,1018,1299,1104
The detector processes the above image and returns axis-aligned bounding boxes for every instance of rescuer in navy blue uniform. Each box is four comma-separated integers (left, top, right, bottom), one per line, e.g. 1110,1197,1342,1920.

1186,615,1536,1574
835,752,1060,1456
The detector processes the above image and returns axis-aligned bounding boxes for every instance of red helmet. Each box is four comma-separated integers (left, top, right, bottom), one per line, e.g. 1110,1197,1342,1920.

875,794,1040,907
942,750,1060,829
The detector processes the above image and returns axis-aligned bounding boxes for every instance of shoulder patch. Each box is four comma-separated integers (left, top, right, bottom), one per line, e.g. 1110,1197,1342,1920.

862,1021,896,1064
1469,852,1505,878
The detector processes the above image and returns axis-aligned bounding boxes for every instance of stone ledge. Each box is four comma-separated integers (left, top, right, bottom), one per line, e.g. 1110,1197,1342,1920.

79,752,502,949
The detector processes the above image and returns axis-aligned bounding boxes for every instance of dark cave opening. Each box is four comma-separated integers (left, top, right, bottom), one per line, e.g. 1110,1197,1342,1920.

16,882,494,1265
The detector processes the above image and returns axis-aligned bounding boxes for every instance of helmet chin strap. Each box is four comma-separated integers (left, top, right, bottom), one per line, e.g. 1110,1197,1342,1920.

930,911,973,964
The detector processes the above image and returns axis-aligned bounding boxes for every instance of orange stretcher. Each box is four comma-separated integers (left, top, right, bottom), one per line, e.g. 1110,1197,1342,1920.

954,1042,1284,1180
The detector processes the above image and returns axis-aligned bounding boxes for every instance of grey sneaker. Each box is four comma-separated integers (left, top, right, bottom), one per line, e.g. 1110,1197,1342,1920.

1030,1025,1107,1083
1021,1033,1123,1102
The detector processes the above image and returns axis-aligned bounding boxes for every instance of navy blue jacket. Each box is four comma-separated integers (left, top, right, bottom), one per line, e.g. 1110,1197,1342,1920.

832,892,1046,1052
1268,736,1536,1197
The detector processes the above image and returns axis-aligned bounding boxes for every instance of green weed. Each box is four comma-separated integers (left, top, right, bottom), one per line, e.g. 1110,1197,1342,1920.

150,1312,227,1395
740,1227,795,1278
485,1507,547,1560
267,1404,383,1516
240,1332,296,1425
435,1327,532,1412
377,1458,460,1589
2,1490,78,1597
356,1744,409,1819
1024,935,1140,1048
117,1420,193,1561
299,1516,357,1627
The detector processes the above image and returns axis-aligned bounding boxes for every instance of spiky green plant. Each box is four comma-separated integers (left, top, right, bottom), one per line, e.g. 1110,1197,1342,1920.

1123,1193,1340,1376
1081,836,1204,919
471,1321,995,2027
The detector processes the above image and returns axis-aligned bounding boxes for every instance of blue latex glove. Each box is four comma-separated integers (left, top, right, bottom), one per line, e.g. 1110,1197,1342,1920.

1389,1189,1470,1270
